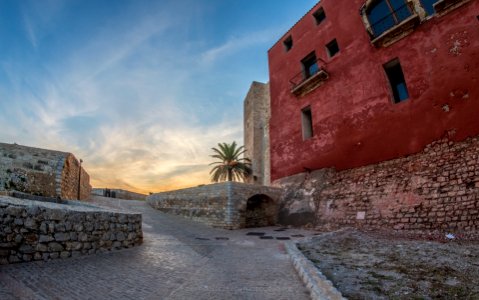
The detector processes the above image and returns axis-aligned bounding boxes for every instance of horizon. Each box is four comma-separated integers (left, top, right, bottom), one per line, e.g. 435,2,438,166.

0,0,317,194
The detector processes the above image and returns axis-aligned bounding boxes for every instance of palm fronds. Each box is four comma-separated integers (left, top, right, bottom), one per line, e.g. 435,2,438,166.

209,141,251,182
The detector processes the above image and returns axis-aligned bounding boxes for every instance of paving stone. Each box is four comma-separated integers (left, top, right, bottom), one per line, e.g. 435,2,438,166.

0,197,311,300
246,232,265,236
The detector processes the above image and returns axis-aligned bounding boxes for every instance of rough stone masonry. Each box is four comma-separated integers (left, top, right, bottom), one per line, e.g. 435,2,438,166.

147,182,282,229
275,136,479,238
0,196,142,265
0,142,91,200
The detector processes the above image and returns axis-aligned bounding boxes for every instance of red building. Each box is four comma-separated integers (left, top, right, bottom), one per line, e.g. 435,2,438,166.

268,0,479,181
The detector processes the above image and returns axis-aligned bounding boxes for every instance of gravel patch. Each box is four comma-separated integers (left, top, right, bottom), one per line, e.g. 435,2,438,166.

298,228,479,299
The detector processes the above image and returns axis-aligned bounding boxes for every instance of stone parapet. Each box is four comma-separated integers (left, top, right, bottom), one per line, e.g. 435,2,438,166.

0,196,142,265
147,182,282,229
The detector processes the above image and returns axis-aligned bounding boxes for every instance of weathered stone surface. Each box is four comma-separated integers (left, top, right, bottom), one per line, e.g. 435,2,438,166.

116,232,125,241
0,143,91,200
54,233,70,242
274,137,479,237
147,182,282,229
48,242,64,252
39,235,54,243
0,196,143,265
244,81,271,186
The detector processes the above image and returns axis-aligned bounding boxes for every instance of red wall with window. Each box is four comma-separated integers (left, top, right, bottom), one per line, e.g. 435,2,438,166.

268,0,479,181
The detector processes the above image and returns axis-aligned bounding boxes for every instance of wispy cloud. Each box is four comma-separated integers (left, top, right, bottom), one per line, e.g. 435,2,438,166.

0,0,277,193
22,14,37,48
201,29,276,64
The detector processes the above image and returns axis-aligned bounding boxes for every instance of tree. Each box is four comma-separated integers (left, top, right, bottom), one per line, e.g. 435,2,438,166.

209,141,252,182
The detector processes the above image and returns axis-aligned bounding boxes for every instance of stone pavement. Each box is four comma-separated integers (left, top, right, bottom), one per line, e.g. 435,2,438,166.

0,196,314,299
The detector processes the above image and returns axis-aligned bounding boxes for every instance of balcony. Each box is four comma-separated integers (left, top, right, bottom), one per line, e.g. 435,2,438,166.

433,0,471,16
290,59,329,97
368,2,421,47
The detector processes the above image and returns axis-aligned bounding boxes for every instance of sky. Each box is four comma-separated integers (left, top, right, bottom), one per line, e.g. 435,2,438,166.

0,0,317,194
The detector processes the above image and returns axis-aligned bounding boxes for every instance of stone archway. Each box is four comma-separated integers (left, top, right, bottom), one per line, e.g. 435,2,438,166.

244,194,277,228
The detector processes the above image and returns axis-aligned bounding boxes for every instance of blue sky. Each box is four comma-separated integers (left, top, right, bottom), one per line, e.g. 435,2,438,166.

0,0,317,193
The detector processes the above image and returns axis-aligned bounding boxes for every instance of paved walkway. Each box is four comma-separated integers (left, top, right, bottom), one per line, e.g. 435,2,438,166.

0,196,313,299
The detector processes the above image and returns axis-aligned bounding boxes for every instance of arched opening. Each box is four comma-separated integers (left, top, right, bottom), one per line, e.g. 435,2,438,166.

244,194,277,228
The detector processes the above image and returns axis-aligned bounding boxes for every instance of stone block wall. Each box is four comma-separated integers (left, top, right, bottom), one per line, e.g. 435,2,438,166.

0,196,142,265
274,136,479,237
0,143,91,200
0,143,64,197
60,154,91,200
147,182,282,229
244,81,271,186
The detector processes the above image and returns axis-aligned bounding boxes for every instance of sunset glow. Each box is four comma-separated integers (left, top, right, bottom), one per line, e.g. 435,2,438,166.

0,0,317,193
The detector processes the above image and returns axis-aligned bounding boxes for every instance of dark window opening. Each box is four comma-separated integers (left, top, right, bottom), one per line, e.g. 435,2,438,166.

384,59,409,103
313,7,326,25
283,36,293,52
420,0,437,16
367,0,412,37
326,39,340,58
301,52,319,79
477,15,479,21
301,106,314,140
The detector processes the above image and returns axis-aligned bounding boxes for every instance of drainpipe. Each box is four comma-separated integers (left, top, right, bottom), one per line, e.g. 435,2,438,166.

77,159,83,200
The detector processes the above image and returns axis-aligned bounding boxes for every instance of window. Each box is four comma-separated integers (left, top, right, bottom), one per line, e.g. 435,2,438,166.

301,106,314,140
384,59,409,103
367,0,413,37
301,52,319,79
326,39,339,58
313,7,326,25
283,36,293,52
420,0,437,16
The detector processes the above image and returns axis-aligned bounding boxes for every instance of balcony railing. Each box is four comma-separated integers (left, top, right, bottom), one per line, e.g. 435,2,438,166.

369,2,414,38
366,1,420,47
433,0,470,15
290,59,329,96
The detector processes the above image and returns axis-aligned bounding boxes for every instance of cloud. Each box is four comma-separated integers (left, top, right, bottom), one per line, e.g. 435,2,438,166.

22,14,37,48
201,29,276,64
0,0,259,194
85,119,243,194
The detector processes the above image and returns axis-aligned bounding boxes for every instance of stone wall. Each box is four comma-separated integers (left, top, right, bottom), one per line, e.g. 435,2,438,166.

274,137,479,237
244,81,271,186
147,182,282,229
92,188,147,200
61,154,91,200
0,196,142,265
0,143,91,200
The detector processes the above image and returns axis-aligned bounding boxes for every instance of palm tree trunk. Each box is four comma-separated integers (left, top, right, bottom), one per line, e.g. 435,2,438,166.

227,169,232,181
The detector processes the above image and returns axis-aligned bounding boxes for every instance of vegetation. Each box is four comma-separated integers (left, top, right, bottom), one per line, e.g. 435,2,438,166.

209,141,251,182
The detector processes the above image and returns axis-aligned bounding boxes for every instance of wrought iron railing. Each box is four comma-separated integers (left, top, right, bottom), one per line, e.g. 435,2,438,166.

289,58,327,89
369,2,415,38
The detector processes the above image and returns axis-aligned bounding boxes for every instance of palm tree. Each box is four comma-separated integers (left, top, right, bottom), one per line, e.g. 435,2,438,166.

210,141,252,182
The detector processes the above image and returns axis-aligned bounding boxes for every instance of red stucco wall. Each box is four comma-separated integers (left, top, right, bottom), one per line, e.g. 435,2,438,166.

268,0,479,181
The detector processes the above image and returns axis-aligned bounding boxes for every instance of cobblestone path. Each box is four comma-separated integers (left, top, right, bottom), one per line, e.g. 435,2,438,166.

0,197,311,299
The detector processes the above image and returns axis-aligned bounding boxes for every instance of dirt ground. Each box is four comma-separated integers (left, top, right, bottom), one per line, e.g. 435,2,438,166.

298,228,479,300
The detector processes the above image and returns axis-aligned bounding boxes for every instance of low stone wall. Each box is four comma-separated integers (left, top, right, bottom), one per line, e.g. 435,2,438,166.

147,182,282,229
274,137,479,238
92,188,147,200
0,196,142,265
